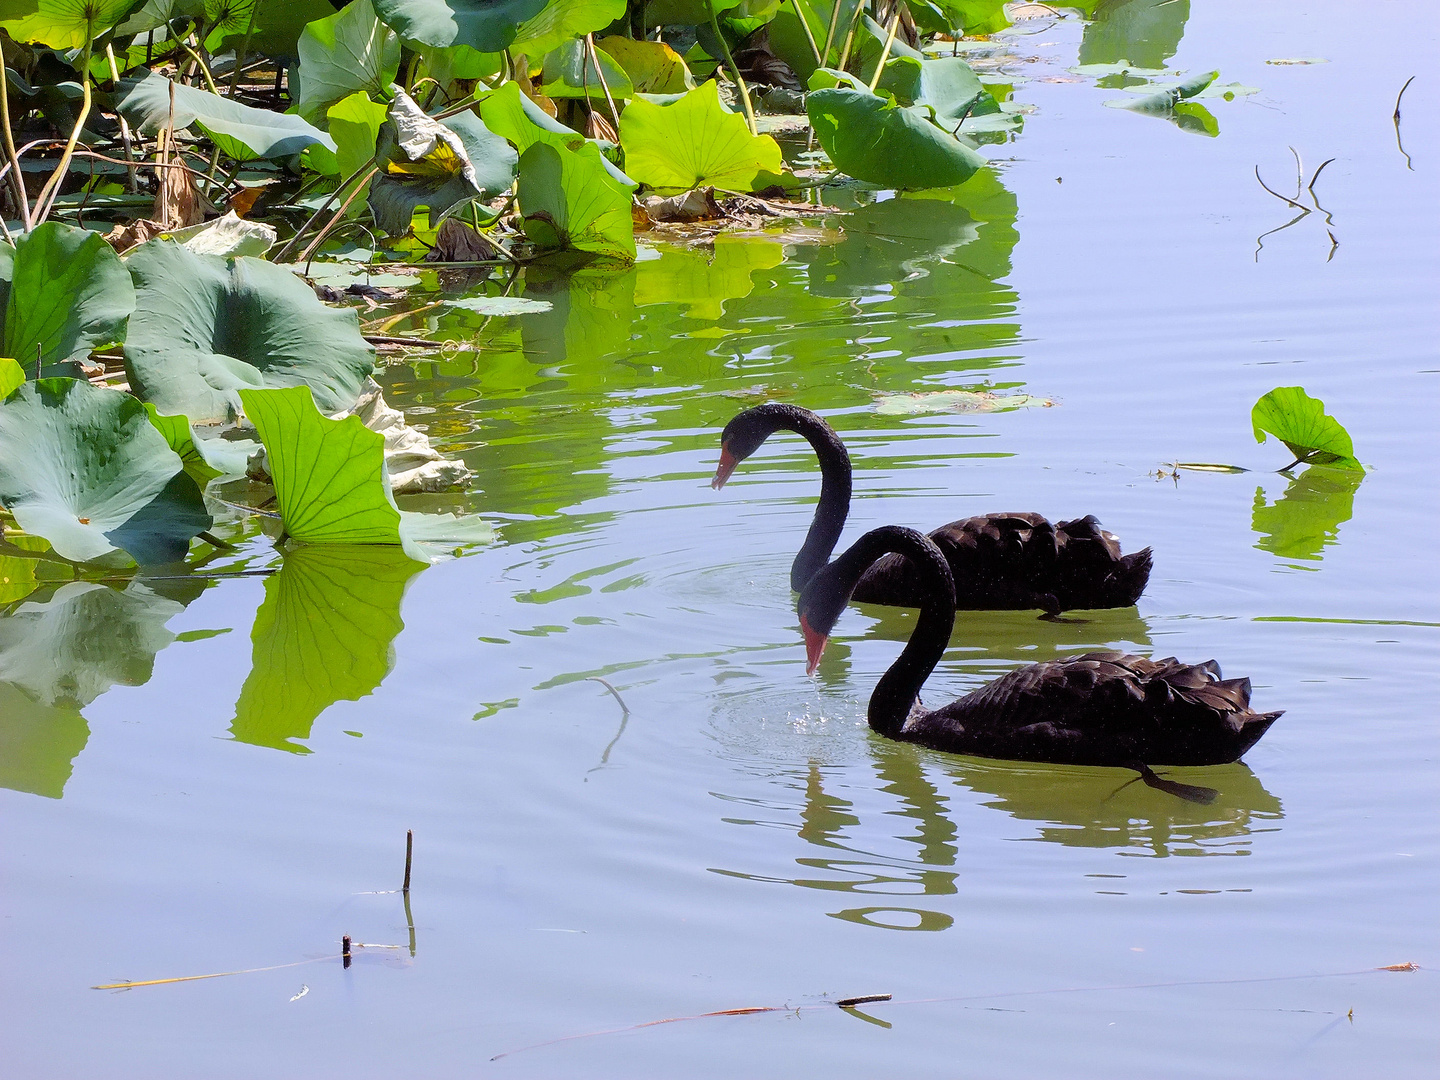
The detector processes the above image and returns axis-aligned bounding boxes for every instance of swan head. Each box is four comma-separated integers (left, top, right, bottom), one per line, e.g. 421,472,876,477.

797,561,850,674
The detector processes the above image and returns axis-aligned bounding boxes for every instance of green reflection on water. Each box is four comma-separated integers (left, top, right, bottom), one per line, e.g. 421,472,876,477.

1078,0,1192,71
229,545,424,753
0,683,87,799
1252,467,1364,566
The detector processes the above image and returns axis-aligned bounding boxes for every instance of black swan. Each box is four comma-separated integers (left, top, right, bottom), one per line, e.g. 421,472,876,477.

798,526,1281,776
713,403,1152,615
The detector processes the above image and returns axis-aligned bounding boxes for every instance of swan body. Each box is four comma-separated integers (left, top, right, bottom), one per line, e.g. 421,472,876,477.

799,526,1281,768
714,403,1152,614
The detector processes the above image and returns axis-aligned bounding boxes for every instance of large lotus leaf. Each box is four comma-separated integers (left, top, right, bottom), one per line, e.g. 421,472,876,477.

294,0,401,125
117,72,336,160
909,0,1007,35
0,379,211,563
517,141,636,262
509,0,625,62
539,38,634,101
115,0,205,35
229,544,422,753
1107,70,1218,113
417,42,503,87
0,682,88,799
642,0,745,26
620,81,784,193
144,403,257,484
371,0,549,51
1251,386,1362,470
202,0,337,60
597,36,693,93
305,91,391,179
0,222,134,377
123,241,375,424
0,0,137,48
1252,468,1362,563
479,80,635,188
766,0,848,83
368,88,517,234
0,580,184,707
872,56,1000,126
807,87,986,190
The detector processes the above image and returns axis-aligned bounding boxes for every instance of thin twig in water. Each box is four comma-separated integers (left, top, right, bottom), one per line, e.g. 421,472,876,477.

403,829,413,894
585,676,631,716
1393,75,1415,170
1255,165,1309,211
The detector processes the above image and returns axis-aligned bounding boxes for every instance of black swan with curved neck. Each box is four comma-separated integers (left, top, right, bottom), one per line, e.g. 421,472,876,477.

713,403,1152,615
798,526,1281,769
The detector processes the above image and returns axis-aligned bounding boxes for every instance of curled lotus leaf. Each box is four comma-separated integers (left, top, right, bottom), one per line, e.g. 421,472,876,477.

123,240,375,425
1251,386,1361,471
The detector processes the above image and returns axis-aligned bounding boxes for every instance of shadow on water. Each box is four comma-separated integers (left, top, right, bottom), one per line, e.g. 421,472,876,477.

1252,467,1364,566
712,736,1281,931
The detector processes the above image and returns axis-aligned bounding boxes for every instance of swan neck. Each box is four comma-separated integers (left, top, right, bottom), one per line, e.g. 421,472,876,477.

788,415,851,591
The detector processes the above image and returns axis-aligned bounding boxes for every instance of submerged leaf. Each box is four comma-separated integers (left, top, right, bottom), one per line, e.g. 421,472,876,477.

1251,386,1361,470
0,379,211,564
123,240,376,424
619,81,785,193
0,222,135,376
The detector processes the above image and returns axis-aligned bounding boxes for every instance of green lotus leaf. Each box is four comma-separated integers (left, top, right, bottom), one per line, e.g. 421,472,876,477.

806,87,986,190
0,580,184,707
509,0,625,61
1252,468,1363,563
0,682,88,799
871,55,1006,128
117,72,336,160
642,0,746,27
144,403,258,485
0,379,211,564
368,88,517,235
294,0,401,125
517,141,636,262
371,0,549,52
446,295,553,315
229,544,423,753
0,222,135,377
1106,70,1218,113
0,358,24,397
596,35,693,93
239,385,493,559
1251,386,1362,471
416,42,503,88
1170,101,1218,137
539,38,634,100
306,90,391,180
909,0,1008,35
619,81,785,193
123,240,375,424
202,0,337,60
479,79,635,188
0,533,75,606
0,0,136,49
115,0,205,36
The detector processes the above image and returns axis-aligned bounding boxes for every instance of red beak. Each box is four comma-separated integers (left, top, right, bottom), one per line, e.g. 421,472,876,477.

711,446,738,489
801,613,829,675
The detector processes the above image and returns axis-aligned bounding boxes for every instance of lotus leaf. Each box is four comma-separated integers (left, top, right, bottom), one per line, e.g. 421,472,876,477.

203,0,337,60
1107,70,1217,112
516,141,637,262
0,358,24,397
479,80,635,188
807,87,986,190
872,56,1004,127
369,89,517,235
642,0,745,24
597,36,693,93
144,404,258,484
371,0,550,52
118,72,336,160
1251,386,1362,471
162,211,277,257
0,222,134,377
0,0,135,49
294,0,401,124
230,544,423,753
123,240,375,424
620,81,784,193
509,0,626,61
539,38,634,101
447,296,554,315
0,533,74,606
417,42,503,88
909,0,1008,36
0,379,211,564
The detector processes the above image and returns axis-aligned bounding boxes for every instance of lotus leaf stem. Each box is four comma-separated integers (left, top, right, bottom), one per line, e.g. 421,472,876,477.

229,0,265,97
33,41,94,225
704,0,759,137
104,44,139,192
274,160,377,263
821,0,847,67
585,34,621,126
789,0,825,69
179,27,222,96
298,165,379,265
868,10,901,92
835,0,868,74
0,63,32,230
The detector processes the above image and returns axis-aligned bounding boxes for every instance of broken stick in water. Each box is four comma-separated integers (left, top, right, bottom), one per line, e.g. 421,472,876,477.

403,829,413,894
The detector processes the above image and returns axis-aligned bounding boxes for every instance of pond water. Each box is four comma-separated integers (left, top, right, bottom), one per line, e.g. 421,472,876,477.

4,2,1438,1076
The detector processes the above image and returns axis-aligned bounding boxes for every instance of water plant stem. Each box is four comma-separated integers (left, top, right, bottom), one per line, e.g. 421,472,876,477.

33,41,94,225
585,34,621,126
297,166,379,265
104,44,139,192
789,0,825,69
0,53,31,230
403,829,413,893
868,10,901,91
821,0,847,67
704,0,759,136
229,0,265,97
835,0,867,74
273,161,375,263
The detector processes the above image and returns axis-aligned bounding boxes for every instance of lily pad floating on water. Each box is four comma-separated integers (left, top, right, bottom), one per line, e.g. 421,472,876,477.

619,81,786,193
123,239,376,424
873,389,1054,415
446,295,554,315
0,379,211,564
1105,70,1218,112
1251,386,1362,471
0,221,135,377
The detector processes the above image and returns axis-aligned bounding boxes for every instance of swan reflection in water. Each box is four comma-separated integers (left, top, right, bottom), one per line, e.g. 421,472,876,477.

711,742,1282,932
